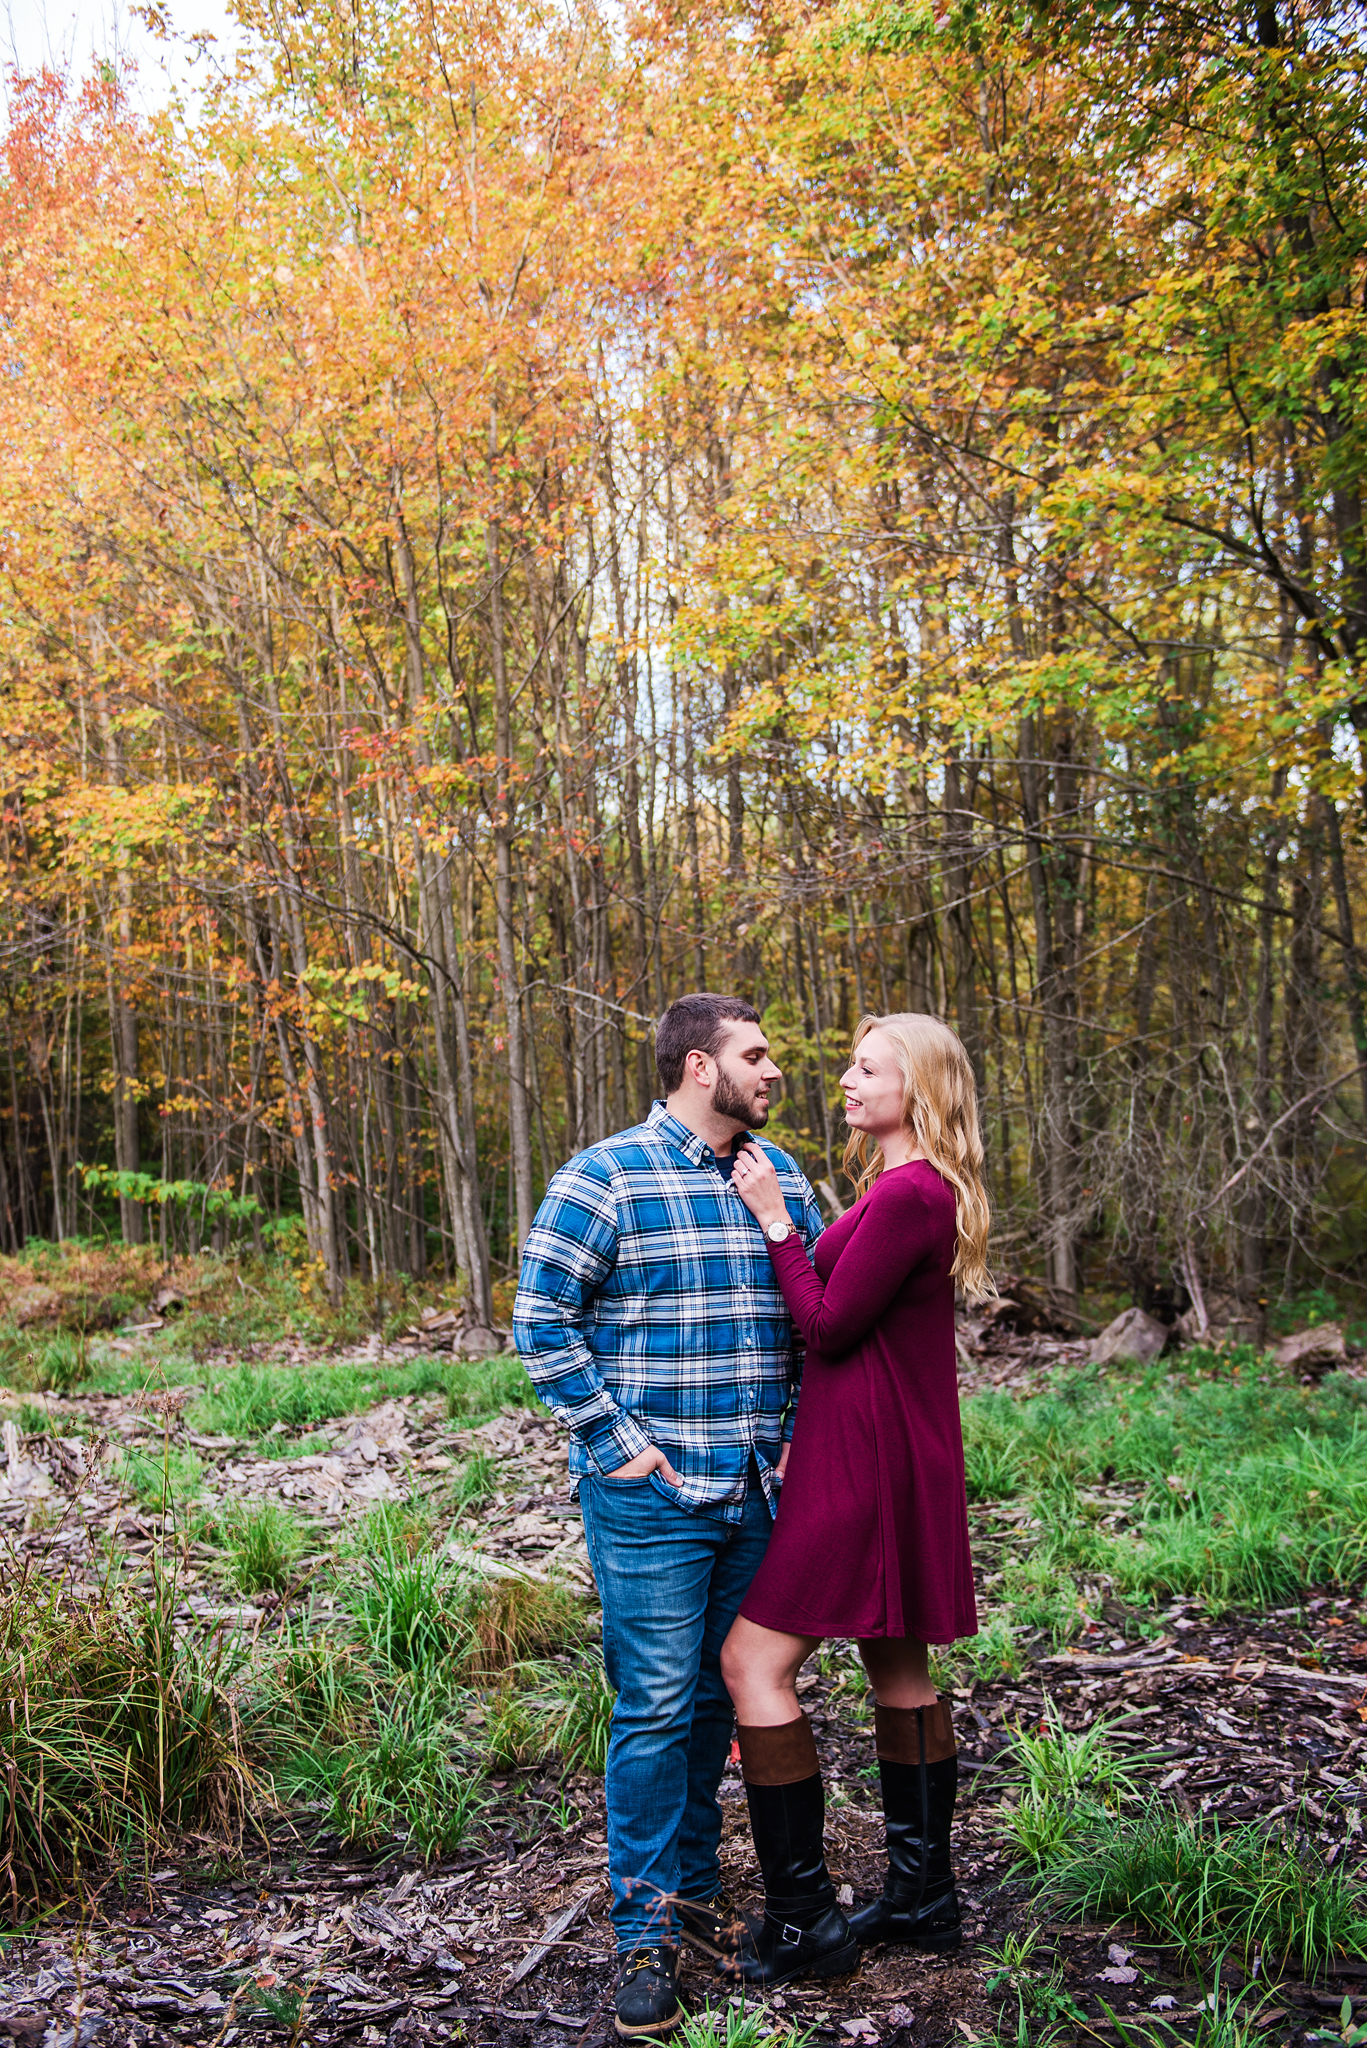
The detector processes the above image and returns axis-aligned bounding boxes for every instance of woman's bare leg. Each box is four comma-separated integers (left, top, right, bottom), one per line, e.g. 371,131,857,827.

719,1615,857,1986
721,1615,821,1724
856,1636,938,1708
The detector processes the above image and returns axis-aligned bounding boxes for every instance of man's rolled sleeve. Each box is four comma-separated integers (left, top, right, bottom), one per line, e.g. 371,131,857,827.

513,1158,653,1474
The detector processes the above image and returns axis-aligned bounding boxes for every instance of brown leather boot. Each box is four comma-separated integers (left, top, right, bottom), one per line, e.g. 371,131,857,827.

728,1715,858,1986
848,1698,961,1952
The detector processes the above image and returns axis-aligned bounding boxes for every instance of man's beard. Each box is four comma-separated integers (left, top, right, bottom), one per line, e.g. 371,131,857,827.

713,1071,770,1127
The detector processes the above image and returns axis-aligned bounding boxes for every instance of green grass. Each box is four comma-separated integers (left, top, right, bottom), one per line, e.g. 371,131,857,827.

933,1611,1024,1689
258,1594,492,1860
345,1546,475,1673
257,1616,373,1749
451,1447,498,1515
962,1364,1367,1626
0,1328,97,1394
340,1494,440,1561
981,1926,1090,2047
1045,1799,1367,1974
676,2008,814,2048
241,1981,312,2035
1000,1698,1150,1867
963,1363,1367,1500
340,1503,585,1677
186,1353,536,1440
116,1444,204,1508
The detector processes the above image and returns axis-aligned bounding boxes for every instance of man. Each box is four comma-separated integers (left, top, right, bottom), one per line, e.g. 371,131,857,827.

513,994,825,2039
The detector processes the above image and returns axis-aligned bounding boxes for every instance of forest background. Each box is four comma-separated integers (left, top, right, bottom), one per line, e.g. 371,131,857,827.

2,0,1365,1337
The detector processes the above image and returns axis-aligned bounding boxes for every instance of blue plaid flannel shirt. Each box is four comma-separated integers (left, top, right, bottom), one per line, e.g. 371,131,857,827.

513,1101,826,1521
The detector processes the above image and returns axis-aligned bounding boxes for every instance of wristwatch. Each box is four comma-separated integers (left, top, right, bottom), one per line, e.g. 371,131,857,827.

765,1220,793,1244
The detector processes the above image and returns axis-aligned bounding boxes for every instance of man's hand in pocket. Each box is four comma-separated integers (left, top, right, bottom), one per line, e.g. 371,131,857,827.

605,1445,683,1485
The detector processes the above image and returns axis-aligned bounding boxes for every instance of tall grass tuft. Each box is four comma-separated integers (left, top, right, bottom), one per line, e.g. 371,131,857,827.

223,1501,306,1595
488,1656,616,1775
345,1546,473,1672
1000,1698,1146,1868
460,1573,585,1675
116,1444,203,1508
277,1676,489,1860
16,1331,92,1395
676,2003,814,2048
1046,1799,1367,1973
450,1449,498,1516
0,1566,251,1914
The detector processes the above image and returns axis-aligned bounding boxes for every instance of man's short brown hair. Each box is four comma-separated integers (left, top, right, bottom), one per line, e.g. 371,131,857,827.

655,993,762,1094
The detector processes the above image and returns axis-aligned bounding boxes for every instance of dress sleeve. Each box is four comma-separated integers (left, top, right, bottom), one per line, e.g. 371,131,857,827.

765,1172,941,1359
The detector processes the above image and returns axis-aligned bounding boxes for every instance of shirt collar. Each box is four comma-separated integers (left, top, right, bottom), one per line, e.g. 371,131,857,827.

647,1098,717,1169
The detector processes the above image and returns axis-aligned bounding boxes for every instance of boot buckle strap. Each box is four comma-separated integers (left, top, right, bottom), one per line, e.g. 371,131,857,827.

781,1923,806,1947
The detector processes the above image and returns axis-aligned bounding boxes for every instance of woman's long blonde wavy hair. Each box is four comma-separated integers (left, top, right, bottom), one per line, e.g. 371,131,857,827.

841,1012,995,1301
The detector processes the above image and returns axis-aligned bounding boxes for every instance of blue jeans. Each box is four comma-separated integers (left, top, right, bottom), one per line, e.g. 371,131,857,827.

579,1469,773,1952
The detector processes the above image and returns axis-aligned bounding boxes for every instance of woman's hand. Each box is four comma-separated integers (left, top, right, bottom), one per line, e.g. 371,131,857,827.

730,1144,790,1231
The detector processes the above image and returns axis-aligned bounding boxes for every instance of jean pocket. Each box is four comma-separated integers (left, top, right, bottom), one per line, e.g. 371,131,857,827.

595,1471,655,1487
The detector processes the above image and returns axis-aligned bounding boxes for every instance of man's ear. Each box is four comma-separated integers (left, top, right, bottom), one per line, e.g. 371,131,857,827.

684,1048,714,1089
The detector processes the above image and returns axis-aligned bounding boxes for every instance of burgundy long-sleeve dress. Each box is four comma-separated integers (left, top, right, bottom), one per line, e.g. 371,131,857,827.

739,1159,977,1643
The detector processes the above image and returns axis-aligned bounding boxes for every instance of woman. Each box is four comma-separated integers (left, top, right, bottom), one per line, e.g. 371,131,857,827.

719,1013,992,1988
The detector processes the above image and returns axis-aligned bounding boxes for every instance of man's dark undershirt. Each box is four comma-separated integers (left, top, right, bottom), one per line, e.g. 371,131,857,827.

714,1138,754,1183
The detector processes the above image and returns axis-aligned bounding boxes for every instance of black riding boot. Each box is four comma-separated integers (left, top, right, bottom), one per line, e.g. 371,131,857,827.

848,1699,961,1952
729,1716,859,1986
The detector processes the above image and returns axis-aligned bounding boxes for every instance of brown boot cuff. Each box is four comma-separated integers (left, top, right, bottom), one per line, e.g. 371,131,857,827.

873,1698,956,1765
736,1714,820,1786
